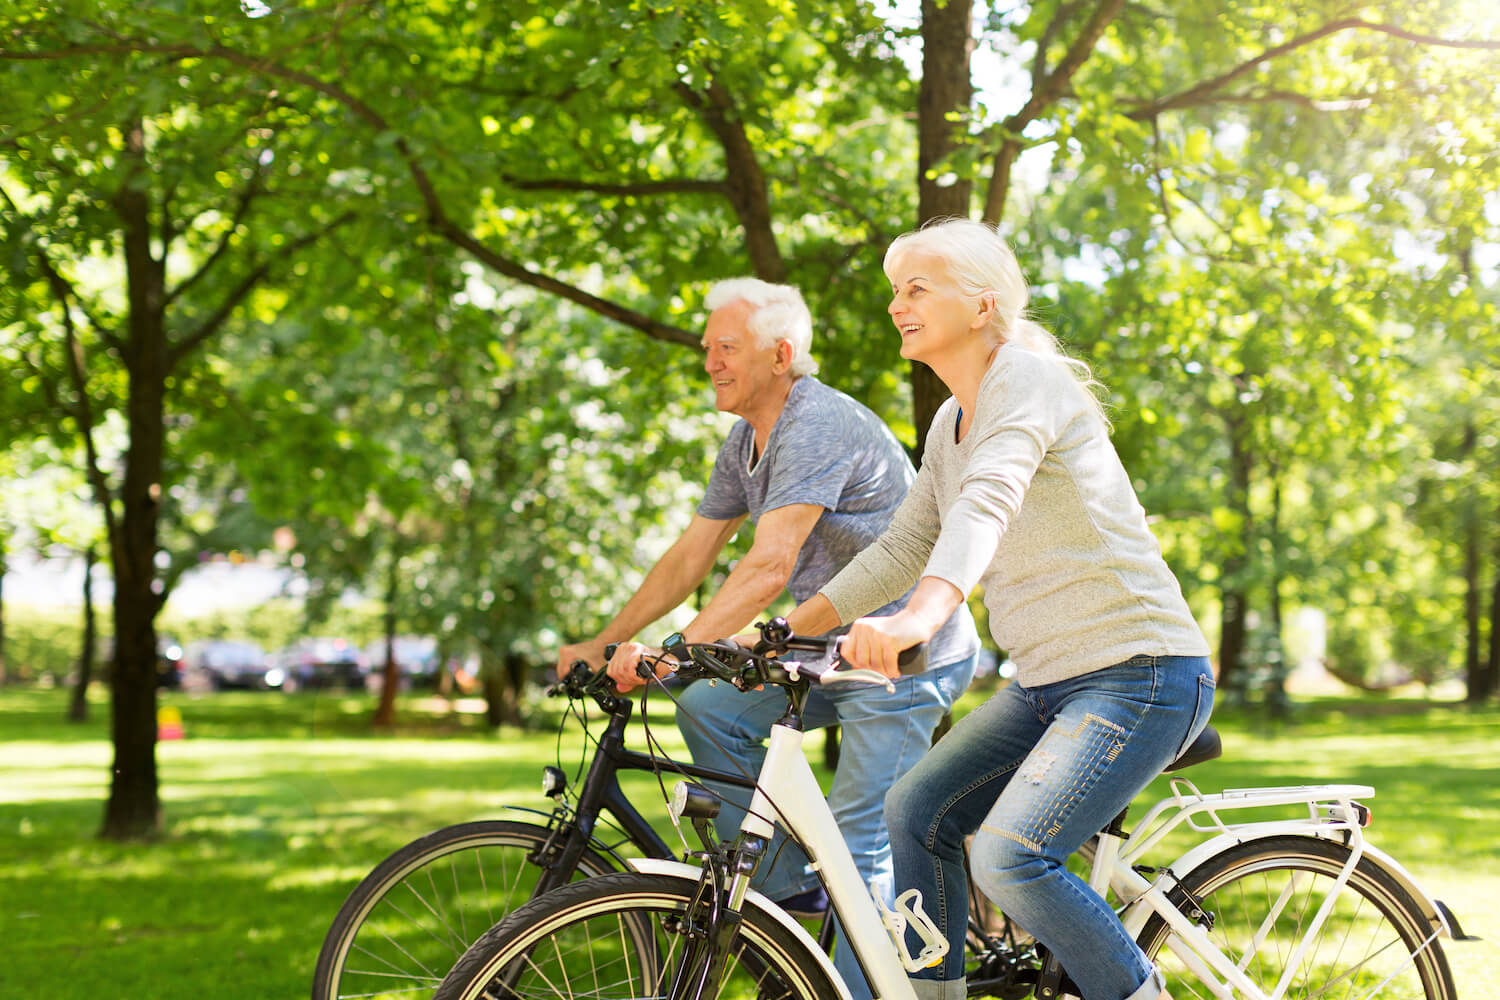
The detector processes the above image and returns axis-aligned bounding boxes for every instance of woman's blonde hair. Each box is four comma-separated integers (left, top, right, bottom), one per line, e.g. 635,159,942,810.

884,217,1109,424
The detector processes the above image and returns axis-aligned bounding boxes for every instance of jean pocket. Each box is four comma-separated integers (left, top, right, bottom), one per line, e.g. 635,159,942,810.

1173,671,1217,759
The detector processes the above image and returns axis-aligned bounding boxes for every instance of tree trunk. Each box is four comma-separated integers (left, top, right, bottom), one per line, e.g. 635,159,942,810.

822,726,840,772
909,0,976,459
1217,409,1254,698
68,545,99,722
100,119,167,841
483,650,528,729
1461,423,1484,702
0,532,7,686
1265,474,1288,719
373,552,400,728
1484,563,1500,702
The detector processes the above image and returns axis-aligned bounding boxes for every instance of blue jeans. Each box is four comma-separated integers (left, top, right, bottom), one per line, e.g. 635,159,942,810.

674,652,978,1000
885,655,1215,1000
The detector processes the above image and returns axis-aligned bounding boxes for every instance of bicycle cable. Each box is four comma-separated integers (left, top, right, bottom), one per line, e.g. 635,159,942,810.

633,648,821,878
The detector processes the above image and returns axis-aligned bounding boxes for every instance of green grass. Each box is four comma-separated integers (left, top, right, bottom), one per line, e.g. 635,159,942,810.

1,684,1495,999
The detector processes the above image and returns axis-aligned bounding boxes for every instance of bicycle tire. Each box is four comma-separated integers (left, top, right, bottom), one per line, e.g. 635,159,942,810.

434,870,844,1000
313,819,622,1000
1136,835,1456,1000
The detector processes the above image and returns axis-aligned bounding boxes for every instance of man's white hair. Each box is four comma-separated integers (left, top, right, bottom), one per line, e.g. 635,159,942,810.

704,278,819,377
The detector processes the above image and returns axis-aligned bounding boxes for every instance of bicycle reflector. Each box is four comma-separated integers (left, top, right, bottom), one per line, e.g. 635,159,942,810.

542,765,567,799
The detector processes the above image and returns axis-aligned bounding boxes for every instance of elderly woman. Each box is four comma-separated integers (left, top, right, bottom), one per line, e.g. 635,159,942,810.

783,218,1214,1000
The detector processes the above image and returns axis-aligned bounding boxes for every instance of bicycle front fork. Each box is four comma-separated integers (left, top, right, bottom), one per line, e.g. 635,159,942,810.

662,833,769,1000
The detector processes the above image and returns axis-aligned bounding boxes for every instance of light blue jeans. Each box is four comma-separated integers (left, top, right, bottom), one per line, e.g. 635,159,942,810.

674,652,978,1000
886,655,1215,1000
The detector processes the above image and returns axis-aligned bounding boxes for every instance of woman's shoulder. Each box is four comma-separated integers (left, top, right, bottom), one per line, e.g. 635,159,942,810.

985,344,1092,398
986,342,1066,380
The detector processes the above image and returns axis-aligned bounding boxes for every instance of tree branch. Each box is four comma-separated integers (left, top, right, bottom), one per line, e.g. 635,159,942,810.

1125,18,1500,121
2,179,125,549
984,0,1128,223
502,175,727,197
432,216,700,348
9,37,702,350
164,155,267,308
168,209,358,368
674,74,786,282
0,183,126,354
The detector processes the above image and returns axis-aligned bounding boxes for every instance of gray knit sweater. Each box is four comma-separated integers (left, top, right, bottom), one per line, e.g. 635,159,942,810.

820,344,1209,686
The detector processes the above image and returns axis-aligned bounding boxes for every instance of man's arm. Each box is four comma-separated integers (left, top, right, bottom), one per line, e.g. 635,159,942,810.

680,502,824,643
554,513,743,675
605,502,824,690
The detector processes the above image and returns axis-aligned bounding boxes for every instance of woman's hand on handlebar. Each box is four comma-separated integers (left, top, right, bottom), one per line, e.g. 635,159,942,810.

841,611,931,679
605,641,673,692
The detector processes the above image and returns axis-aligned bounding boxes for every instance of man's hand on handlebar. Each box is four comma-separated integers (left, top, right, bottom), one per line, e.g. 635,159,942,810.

554,638,609,681
605,641,676,693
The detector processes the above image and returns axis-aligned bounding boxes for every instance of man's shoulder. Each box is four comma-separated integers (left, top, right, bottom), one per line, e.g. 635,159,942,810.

786,376,886,431
767,377,909,473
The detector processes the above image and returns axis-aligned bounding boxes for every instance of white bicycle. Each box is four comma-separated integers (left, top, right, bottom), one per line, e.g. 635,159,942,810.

432,620,1467,1000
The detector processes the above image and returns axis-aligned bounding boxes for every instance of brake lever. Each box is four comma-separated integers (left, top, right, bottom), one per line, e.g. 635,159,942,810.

819,666,897,693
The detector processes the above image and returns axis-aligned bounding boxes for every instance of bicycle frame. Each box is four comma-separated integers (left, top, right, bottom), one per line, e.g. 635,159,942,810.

1098,778,1453,1000
629,717,923,1000
519,695,760,895
634,720,1456,1000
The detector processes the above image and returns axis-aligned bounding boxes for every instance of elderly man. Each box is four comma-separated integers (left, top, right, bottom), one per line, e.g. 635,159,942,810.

556,277,978,999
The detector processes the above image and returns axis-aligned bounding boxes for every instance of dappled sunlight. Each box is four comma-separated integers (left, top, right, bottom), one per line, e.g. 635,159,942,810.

267,863,376,892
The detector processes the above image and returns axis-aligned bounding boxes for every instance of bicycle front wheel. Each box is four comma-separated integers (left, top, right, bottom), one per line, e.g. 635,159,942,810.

434,870,844,1000
313,819,622,1000
1136,835,1456,1000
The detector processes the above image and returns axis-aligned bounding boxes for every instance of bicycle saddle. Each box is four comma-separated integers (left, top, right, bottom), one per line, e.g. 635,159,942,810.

1162,724,1221,772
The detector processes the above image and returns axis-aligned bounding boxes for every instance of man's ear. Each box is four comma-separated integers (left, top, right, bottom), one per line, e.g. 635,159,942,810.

775,339,794,372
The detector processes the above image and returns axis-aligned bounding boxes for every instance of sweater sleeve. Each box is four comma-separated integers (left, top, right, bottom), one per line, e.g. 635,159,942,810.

818,447,944,623
921,355,1071,596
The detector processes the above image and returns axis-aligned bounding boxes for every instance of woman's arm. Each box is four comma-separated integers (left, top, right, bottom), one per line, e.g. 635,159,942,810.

840,576,964,677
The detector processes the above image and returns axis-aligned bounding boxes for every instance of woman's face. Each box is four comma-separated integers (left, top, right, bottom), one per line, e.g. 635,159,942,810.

886,249,988,365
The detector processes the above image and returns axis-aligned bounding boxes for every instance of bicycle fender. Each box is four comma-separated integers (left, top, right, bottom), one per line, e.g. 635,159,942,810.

1157,832,1454,941
497,803,555,822
626,858,855,1000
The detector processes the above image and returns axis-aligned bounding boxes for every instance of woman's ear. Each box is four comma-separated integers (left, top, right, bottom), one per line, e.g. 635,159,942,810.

775,339,794,372
973,293,995,330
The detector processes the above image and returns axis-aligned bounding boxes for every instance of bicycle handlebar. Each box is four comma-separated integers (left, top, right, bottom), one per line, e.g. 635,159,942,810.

654,618,927,693
552,618,927,708
547,659,629,714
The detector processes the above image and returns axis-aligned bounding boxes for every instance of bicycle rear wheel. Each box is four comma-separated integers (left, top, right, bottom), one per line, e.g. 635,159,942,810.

434,870,844,1000
1136,835,1455,1000
313,819,621,1000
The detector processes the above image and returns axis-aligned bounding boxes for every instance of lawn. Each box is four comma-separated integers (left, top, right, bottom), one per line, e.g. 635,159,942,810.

1,682,1495,999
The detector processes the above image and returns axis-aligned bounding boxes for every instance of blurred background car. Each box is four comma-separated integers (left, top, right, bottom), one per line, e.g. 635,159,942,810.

363,635,439,690
157,636,186,689
280,637,365,690
187,639,282,690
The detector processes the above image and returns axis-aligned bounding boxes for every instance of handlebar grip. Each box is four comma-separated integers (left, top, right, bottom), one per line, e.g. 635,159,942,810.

895,643,928,676
604,643,620,661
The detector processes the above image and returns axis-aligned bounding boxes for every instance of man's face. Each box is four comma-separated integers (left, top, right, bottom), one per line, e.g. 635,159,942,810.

702,300,782,417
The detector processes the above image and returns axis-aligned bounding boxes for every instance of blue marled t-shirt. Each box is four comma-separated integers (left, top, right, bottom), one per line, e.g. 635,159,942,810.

697,376,978,669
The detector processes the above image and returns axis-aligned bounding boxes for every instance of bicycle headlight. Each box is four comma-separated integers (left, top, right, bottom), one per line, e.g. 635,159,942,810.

541,765,567,799
669,780,721,823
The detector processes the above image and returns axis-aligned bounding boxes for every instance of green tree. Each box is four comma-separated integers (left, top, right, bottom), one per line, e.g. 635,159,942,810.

1,19,358,837
904,0,1500,692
